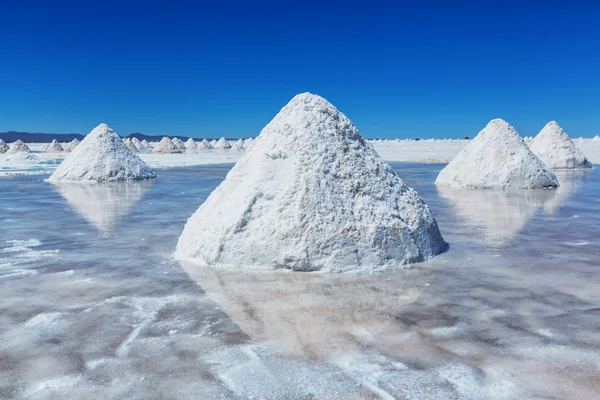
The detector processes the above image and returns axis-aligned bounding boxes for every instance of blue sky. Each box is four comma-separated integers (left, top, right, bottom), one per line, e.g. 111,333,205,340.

1,1,599,138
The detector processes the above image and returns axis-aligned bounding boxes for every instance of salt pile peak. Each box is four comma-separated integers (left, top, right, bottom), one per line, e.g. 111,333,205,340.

185,138,197,149
529,121,592,169
8,140,31,154
197,139,213,149
152,137,183,153
172,137,186,150
47,139,64,153
229,139,245,152
48,123,155,182
435,118,559,189
141,139,151,148
131,137,144,151
123,138,139,153
0,139,9,153
66,138,80,152
176,92,446,273
214,137,231,149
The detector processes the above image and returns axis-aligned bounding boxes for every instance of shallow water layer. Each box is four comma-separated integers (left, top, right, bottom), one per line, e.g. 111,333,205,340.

0,164,599,399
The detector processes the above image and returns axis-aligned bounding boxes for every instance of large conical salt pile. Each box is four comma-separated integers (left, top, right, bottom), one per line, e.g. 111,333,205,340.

185,138,197,149
8,140,31,154
172,137,186,150
66,138,80,152
0,139,9,153
176,93,445,273
47,139,64,153
48,123,155,182
197,139,213,150
214,137,231,149
435,119,559,189
529,121,592,169
152,137,183,154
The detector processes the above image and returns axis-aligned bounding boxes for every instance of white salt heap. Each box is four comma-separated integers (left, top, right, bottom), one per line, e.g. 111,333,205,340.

529,121,592,169
197,139,213,150
244,137,255,150
171,137,186,150
185,138,197,149
47,139,64,153
435,119,559,189
0,139,9,153
141,139,151,148
131,137,144,151
210,139,218,146
48,123,155,182
593,135,600,142
8,140,31,154
122,138,139,153
66,138,80,152
214,137,231,149
152,137,183,154
176,92,445,273
229,139,245,152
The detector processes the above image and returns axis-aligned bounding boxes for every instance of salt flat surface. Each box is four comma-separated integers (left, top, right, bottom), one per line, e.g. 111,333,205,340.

1,164,599,399
2,139,598,177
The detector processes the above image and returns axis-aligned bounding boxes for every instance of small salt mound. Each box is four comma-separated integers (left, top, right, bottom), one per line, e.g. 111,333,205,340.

122,138,139,153
0,139,10,153
47,139,65,153
131,137,144,151
152,137,183,154
185,138,197,149
577,137,584,143
197,139,213,150
593,135,600,142
214,137,231,149
529,121,592,169
171,137,186,150
6,152,40,163
141,139,151,148
176,92,446,273
48,123,155,182
66,138,80,152
435,119,559,189
210,139,218,146
229,139,245,152
8,140,31,154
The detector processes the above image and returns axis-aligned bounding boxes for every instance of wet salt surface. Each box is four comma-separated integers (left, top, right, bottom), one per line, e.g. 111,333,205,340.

1,164,599,399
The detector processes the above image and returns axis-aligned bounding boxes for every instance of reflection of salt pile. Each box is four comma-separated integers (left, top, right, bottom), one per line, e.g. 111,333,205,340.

180,262,437,358
197,139,213,150
0,139,9,153
435,119,559,189
185,138,197,149
214,137,231,149
152,137,182,153
172,137,186,150
8,140,31,154
52,180,153,233
65,138,80,152
542,170,589,216
437,187,556,247
177,93,445,272
529,121,592,169
47,139,64,153
48,123,155,182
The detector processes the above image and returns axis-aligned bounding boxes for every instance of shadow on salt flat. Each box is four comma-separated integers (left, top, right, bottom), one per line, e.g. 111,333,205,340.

51,180,154,234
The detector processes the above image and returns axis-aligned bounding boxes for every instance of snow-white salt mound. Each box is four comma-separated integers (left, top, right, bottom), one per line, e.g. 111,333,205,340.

593,135,600,142
48,123,155,182
229,139,244,152
152,137,183,154
176,92,446,272
0,139,9,154
47,139,64,153
65,138,80,152
172,137,186,150
141,139,151,148
6,152,40,163
435,119,559,189
122,138,139,153
185,138,197,149
214,137,231,149
131,137,144,151
210,139,218,146
529,121,592,169
197,139,213,150
8,140,31,154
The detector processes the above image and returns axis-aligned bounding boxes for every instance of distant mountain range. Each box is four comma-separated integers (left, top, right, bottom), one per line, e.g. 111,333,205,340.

0,131,232,143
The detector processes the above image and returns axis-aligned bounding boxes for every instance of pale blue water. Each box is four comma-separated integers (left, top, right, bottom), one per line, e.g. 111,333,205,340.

0,164,599,399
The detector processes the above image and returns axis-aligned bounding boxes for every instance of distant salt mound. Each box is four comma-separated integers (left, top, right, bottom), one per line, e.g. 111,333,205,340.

66,138,80,152
593,135,600,142
214,137,231,149
131,137,144,151
6,152,39,163
172,137,186,150
8,140,31,154
210,139,218,146
176,92,445,273
48,123,155,182
529,121,592,169
185,138,197,149
141,139,151,149
435,119,559,189
152,137,183,154
47,139,64,153
229,139,245,152
0,139,9,154
197,139,213,150
122,138,139,153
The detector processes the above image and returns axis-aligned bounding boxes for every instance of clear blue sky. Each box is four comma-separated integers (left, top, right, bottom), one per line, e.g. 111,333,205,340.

1,1,599,139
